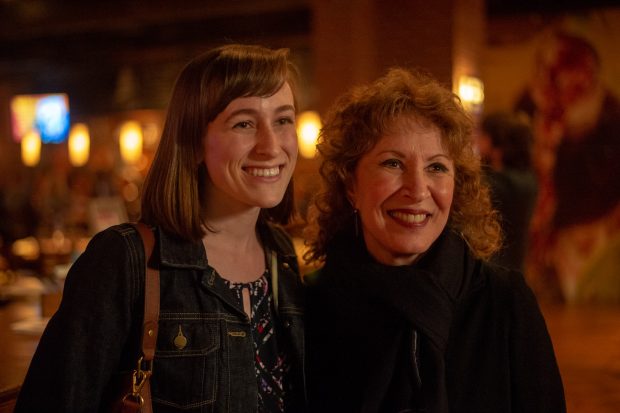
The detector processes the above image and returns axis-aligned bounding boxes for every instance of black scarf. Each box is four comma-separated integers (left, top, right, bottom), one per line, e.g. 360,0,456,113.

322,228,479,412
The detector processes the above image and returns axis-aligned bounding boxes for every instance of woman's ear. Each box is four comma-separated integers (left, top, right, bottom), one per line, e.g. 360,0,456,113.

346,180,357,209
196,131,207,165
196,143,205,165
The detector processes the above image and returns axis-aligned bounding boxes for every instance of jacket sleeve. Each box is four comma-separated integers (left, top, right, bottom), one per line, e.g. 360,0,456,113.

508,271,567,412
14,225,143,413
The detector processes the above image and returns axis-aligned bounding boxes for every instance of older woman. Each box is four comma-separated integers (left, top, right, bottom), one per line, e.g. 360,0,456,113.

304,68,565,413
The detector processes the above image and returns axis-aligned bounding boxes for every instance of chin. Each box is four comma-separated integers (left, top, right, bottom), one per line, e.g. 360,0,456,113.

393,238,434,255
257,197,285,209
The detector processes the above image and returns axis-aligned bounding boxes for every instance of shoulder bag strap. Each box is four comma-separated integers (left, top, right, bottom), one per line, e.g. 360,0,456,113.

131,223,159,413
133,222,159,361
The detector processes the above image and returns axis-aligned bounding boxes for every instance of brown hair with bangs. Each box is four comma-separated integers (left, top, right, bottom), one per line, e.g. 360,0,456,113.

141,44,299,241
304,67,501,263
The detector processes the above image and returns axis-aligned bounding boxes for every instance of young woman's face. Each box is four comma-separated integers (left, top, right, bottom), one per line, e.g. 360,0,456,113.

349,116,455,266
203,83,297,215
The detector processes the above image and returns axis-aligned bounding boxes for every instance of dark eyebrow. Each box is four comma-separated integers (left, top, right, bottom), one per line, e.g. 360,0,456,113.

276,104,296,114
224,104,295,123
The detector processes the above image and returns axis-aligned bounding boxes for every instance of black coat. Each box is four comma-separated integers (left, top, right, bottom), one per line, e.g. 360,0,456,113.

305,229,565,413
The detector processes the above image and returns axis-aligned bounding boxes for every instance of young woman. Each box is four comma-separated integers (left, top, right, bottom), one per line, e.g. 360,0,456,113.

16,44,306,413
304,68,565,413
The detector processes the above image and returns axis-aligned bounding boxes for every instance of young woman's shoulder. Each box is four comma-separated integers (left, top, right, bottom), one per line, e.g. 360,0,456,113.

85,222,141,249
66,223,146,304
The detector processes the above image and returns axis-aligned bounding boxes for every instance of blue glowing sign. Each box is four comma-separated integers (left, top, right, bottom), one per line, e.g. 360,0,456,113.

10,93,70,144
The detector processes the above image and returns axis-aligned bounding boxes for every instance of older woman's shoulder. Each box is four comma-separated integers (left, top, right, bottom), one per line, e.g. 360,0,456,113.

475,261,542,308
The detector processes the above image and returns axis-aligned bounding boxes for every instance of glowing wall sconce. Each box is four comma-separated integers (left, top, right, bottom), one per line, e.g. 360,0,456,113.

21,130,41,166
457,76,484,113
119,120,143,165
296,111,322,159
68,123,90,167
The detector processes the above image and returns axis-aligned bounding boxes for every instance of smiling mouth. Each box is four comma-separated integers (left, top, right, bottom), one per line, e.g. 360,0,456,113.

389,211,428,224
244,166,281,177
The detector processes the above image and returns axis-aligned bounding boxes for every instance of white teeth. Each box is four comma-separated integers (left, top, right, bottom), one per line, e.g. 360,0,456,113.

391,211,426,223
246,167,280,177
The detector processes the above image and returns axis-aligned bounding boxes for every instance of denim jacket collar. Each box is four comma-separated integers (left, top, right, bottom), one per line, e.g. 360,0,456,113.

157,229,209,269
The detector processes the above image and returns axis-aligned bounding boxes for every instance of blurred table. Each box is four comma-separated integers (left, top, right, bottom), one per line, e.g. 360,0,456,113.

0,297,42,412
541,303,620,413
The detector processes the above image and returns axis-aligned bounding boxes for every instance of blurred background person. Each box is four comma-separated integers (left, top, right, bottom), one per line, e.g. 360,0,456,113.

477,111,538,272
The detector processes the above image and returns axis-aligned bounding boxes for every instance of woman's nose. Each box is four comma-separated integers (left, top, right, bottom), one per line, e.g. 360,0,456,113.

402,168,430,201
255,125,280,157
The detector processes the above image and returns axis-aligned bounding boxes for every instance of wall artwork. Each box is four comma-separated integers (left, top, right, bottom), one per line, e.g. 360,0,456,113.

485,9,620,304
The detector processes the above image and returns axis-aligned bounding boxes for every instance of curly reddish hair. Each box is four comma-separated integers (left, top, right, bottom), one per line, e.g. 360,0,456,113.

304,67,501,263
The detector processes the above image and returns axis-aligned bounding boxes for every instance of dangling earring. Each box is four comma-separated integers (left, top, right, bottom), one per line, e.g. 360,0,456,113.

353,209,360,238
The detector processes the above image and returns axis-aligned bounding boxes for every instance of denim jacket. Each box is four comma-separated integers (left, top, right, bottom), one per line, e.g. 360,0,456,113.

15,221,307,413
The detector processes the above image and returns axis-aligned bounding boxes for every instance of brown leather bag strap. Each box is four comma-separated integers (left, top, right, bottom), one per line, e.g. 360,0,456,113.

132,223,160,361
107,224,158,413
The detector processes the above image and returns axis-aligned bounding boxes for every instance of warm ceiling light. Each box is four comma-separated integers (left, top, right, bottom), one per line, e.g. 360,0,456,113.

296,110,322,159
68,123,90,167
119,120,143,165
21,130,41,166
457,76,484,113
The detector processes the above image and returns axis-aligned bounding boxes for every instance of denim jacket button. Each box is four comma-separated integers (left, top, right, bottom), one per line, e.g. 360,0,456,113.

174,325,188,350
282,262,290,269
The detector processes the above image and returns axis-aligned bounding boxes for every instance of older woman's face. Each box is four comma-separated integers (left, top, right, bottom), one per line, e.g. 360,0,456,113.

349,116,454,265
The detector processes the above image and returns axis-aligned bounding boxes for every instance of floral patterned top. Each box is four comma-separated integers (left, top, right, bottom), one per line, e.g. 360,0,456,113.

225,272,288,412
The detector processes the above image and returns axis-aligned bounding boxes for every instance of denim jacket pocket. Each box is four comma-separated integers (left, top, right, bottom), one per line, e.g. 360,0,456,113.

151,314,221,411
